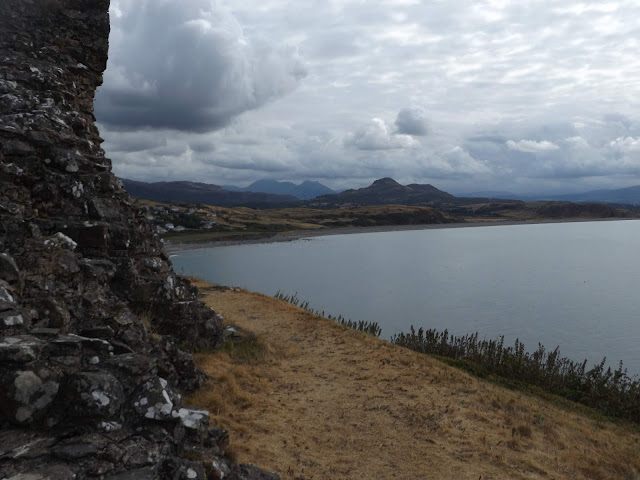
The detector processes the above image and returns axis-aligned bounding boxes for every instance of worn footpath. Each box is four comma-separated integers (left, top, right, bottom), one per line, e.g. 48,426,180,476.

191,282,640,480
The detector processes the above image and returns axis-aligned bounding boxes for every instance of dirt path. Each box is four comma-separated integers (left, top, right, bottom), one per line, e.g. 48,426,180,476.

188,282,640,480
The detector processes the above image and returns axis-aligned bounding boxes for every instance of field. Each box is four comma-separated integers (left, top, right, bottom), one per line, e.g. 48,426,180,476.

134,196,638,246
148,202,458,244
187,280,640,480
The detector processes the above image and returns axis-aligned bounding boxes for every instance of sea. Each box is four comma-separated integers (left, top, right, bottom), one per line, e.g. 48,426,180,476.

171,219,640,376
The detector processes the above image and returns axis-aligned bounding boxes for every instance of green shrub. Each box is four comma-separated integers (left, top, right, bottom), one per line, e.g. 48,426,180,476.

391,326,640,423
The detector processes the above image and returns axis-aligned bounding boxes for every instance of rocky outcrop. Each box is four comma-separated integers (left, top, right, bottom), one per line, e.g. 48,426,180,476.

0,0,278,478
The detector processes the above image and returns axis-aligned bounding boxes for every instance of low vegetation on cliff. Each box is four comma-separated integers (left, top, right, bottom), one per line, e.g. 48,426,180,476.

392,327,640,423
274,290,382,337
188,281,640,480
274,291,640,424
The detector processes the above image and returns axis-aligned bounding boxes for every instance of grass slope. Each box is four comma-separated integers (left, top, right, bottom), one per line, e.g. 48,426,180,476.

187,280,640,480
160,204,456,244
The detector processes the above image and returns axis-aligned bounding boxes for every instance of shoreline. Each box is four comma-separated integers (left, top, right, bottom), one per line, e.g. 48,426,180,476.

164,217,638,253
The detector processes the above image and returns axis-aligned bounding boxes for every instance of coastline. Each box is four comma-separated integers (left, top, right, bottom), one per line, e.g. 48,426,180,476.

164,216,639,254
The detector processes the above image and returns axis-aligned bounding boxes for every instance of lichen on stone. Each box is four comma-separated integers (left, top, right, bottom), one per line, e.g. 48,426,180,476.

0,0,278,477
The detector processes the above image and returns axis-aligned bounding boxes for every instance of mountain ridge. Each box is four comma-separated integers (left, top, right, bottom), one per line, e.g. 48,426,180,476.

541,185,640,205
223,179,337,200
459,185,640,205
313,177,456,206
122,178,300,206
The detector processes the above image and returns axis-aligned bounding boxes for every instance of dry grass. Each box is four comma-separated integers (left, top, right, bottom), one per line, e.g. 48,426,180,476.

188,280,640,480
152,201,459,244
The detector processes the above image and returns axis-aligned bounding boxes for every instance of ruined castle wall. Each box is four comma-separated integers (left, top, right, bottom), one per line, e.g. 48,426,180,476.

0,1,276,478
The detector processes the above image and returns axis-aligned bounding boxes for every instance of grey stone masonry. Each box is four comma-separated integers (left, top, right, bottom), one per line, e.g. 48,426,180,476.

0,1,279,478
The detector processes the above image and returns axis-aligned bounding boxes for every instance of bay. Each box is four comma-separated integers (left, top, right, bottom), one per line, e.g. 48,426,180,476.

171,220,640,376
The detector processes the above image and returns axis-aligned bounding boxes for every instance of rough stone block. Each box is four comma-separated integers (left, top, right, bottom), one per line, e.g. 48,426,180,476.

43,232,77,251
0,368,59,426
0,253,20,285
46,334,112,357
132,376,181,421
0,310,24,328
63,371,124,420
0,280,17,312
104,466,158,480
0,336,43,363
172,408,209,431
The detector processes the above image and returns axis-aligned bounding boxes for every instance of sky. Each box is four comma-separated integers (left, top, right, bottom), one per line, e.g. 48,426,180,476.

95,0,640,195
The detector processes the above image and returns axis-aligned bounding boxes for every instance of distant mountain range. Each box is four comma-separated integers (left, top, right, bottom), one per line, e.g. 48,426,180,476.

122,177,640,212
121,179,300,207
122,177,460,208
460,186,640,205
223,179,337,200
539,186,640,205
458,190,520,199
313,177,456,206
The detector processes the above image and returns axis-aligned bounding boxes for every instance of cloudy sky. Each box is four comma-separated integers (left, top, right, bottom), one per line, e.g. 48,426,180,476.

95,0,640,194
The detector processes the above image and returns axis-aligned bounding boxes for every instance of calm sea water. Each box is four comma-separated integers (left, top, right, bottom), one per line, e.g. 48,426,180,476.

172,220,640,375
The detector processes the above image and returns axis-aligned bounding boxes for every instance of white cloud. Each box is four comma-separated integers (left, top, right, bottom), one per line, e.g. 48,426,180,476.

506,140,560,153
610,137,640,153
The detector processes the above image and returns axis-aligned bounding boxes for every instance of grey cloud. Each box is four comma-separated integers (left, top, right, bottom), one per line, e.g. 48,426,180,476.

307,30,362,59
464,116,640,182
96,0,306,133
467,135,508,144
189,139,216,154
106,132,167,153
602,114,634,130
345,118,419,150
153,145,189,157
395,108,429,136
200,155,291,173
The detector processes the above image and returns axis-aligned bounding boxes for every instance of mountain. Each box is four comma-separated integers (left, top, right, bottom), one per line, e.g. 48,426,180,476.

121,179,299,206
458,185,640,205
312,177,455,206
540,185,640,205
223,179,337,200
457,190,520,199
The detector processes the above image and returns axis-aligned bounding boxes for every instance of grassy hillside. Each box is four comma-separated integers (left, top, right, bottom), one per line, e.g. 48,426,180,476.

133,199,458,244
187,281,640,480
132,197,639,246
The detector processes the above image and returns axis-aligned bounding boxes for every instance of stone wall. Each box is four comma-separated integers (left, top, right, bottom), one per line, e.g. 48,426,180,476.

0,1,277,478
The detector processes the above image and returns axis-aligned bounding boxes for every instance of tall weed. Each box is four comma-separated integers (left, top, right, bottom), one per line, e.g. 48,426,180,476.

274,290,382,337
391,327,640,422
